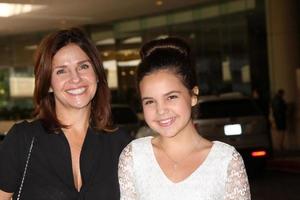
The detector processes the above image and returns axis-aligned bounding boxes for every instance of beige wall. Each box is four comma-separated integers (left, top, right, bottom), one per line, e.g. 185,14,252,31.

0,120,16,134
266,0,300,150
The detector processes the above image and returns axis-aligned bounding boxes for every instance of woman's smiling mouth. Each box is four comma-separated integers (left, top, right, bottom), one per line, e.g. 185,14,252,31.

66,87,86,95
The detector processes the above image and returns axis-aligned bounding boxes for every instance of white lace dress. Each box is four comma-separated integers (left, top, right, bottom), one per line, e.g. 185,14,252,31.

118,136,251,200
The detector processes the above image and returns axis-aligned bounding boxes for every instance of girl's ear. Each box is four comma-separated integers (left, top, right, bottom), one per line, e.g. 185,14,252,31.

191,86,199,106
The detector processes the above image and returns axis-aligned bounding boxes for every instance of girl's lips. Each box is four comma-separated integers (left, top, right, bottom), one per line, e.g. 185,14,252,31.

66,87,86,95
157,117,175,127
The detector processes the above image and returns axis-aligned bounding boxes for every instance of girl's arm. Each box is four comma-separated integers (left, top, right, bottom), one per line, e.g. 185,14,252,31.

118,143,137,200
224,150,251,200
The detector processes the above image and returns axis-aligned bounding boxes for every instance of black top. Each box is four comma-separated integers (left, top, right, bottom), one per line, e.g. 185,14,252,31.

0,120,131,200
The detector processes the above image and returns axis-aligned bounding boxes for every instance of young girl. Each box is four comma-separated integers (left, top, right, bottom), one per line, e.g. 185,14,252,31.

118,37,251,200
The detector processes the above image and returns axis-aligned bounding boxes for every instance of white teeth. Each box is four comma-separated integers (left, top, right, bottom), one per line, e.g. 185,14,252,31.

158,118,174,126
67,87,86,95
160,119,172,124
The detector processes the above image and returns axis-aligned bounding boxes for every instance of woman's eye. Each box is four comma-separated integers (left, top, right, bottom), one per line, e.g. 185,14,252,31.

56,69,65,75
79,64,89,70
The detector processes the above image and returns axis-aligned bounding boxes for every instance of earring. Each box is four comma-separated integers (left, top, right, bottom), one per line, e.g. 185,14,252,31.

48,87,53,93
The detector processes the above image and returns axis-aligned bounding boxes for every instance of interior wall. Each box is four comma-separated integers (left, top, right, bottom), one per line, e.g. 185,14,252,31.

266,0,300,150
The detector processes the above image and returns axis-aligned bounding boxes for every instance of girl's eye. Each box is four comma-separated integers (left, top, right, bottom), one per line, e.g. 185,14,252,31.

168,95,178,100
144,100,154,105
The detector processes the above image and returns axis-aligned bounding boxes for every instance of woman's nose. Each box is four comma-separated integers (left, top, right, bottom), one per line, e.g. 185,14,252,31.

69,70,81,83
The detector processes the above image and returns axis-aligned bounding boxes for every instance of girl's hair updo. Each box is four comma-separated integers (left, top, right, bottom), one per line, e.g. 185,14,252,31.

136,37,197,93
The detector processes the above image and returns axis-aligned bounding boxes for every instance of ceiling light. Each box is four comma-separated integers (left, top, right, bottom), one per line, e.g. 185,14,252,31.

96,38,116,46
122,36,142,44
24,44,38,50
118,59,141,67
118,49,139,56
102,52,109,57
156,0,163,6
0,3,45,17
156,34,169,39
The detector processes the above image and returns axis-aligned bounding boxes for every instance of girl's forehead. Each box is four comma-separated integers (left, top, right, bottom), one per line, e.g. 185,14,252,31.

140,70,188,93
144,69,179,80
145,69,185,85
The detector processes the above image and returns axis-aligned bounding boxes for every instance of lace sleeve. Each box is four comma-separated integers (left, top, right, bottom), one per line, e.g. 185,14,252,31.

224,150,251,200
118,143,137,200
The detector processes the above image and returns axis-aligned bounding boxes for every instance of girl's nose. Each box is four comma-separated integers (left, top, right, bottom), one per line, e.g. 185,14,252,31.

157,102,168,115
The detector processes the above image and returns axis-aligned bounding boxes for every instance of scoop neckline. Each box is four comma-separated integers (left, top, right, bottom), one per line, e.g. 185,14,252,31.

146,136,216,185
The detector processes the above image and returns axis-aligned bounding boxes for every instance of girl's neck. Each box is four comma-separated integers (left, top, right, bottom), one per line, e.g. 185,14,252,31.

155,122,203,152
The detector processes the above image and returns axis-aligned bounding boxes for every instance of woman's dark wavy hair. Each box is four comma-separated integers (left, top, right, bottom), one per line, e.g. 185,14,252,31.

33,27,112,131
137,37,197,95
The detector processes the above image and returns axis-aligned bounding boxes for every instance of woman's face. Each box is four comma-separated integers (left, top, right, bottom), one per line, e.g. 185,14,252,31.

139,70,198,138
50,43,97,113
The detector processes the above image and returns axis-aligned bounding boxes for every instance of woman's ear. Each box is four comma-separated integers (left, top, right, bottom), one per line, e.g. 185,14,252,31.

191,86,199,106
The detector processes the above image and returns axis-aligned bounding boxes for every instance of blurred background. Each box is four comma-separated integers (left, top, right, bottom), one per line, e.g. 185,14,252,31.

0,0,299,198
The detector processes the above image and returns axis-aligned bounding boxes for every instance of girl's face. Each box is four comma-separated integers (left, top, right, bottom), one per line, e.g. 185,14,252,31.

50,43,98,113
139,70,198,138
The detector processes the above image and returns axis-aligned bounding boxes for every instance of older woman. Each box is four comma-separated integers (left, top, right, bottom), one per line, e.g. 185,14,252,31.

0,28,130,200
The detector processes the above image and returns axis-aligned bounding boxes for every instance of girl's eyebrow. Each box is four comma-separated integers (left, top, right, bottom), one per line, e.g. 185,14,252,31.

141,97,153,102
163,91,181,96
141,91,181,101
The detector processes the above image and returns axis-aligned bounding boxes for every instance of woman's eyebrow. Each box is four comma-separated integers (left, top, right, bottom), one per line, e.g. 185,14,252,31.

53,65,67,69
78,59,91,64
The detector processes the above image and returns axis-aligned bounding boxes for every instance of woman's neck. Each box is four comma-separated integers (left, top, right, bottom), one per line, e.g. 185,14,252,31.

56,107,91,132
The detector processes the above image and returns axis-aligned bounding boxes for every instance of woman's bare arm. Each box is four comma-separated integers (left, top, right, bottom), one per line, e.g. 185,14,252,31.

0,190,13,200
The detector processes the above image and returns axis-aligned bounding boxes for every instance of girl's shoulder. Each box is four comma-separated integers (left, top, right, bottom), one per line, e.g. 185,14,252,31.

211,141,238,158
131,136,153,144
213,141,235,150
129,136,153,150
122,136,153,155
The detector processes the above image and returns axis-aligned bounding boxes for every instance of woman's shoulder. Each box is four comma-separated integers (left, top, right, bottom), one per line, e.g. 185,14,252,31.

97,128,133,150
6,119,41,136
100,128,132,140
1,119,43,152
9,119,30,130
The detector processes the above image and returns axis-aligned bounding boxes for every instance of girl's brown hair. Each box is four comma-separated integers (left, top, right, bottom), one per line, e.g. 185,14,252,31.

137,37,197,94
